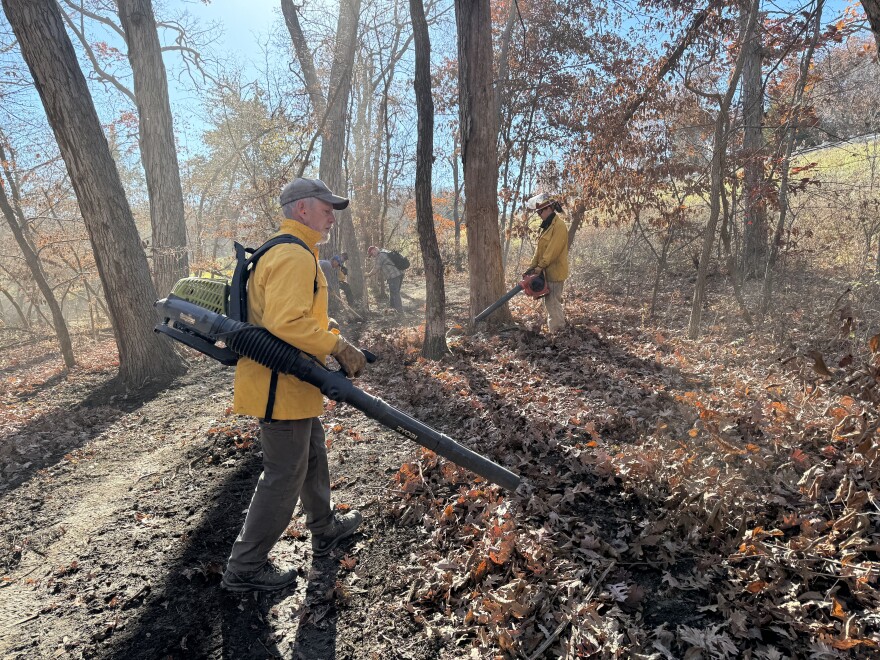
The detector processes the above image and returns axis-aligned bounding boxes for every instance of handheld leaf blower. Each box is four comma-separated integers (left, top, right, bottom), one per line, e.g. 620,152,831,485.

154,286,520,492
474,272,549,323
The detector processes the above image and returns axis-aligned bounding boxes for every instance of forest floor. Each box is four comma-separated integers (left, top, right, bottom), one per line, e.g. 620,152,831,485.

1,272,879,659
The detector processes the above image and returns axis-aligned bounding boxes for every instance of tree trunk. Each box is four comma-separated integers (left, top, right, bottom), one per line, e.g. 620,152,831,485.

719,184,754,326
688,118,729,339
449,136,463,273
455,0,510,325
687,0,759,339
117,0,189,297
284,0,364,309
0,141,76,369
494,0,518,125
649,229,673,320
0,287,30,329
281,0,327,118
3,0,184,387
740,0,767,279
319,0,362,306
409,0,448,358
861,0,880,53
760,0,824,315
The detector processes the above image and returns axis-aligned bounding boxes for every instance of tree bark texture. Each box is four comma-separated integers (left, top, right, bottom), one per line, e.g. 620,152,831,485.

740,0,767,278
3,0,184,386
409,0,448,358
455,0,510,324
284,0,365,308
117,0,189,298
861,0,880,53
0,141,76,369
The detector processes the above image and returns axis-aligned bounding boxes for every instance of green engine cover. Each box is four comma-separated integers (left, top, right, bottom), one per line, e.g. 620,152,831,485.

170,277,230,315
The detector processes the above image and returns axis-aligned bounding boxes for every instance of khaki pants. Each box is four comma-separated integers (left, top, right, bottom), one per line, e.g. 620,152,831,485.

543,280,566,332
227,417,333,574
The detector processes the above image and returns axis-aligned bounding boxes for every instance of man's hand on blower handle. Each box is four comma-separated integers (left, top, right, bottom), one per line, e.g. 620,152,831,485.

332,336,367,377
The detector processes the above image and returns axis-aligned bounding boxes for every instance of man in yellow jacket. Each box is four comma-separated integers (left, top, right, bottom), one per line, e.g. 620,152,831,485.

222,178,366,592
525,192,569,332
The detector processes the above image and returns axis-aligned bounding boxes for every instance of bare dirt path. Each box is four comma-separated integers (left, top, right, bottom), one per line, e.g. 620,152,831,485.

0,276,458,660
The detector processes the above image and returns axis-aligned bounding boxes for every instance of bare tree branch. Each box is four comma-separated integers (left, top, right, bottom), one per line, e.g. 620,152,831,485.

60,0,125,39
618,0,723,128
281,0,327,117
59,5,136,103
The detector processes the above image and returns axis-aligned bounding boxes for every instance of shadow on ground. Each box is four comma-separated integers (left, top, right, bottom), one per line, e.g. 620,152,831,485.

98,450,285,659
98,443,346,659
0,375,169,496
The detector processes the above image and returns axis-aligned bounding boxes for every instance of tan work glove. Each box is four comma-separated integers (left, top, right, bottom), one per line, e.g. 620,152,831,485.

332,336,366,378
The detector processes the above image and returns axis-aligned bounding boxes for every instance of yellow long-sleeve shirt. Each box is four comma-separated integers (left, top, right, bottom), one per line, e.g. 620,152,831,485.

529,213,569,281
233,219,339,419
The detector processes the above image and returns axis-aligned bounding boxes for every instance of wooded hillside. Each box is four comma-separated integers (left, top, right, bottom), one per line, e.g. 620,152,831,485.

2,0,880,658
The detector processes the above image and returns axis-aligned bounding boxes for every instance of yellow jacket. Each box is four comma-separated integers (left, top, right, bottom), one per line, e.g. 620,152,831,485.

529,213,569,281
233,219,338,419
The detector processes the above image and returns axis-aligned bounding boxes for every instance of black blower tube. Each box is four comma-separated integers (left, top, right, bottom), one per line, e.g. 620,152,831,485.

155,296,521,491
474,284,524,323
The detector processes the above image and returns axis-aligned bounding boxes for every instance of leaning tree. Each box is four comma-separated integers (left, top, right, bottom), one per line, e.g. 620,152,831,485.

2,0,185,387
117,0,189,297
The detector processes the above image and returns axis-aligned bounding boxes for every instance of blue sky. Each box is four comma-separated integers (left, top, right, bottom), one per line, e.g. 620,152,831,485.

192,0,280,68
0,0,869,189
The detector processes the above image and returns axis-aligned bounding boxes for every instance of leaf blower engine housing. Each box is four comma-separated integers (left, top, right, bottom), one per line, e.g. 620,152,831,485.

520,272,549,299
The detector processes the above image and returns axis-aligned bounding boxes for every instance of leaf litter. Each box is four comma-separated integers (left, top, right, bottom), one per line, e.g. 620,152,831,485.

0,279,878,658
355,285,880,658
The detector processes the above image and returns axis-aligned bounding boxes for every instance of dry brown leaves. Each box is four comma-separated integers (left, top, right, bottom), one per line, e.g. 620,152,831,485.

359,289,880,658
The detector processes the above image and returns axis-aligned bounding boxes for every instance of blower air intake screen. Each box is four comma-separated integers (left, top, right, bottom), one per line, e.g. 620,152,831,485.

170,277,230,315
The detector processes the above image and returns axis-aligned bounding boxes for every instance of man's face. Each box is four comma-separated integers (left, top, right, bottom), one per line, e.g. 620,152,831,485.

297,198,335,241
537,205,553,221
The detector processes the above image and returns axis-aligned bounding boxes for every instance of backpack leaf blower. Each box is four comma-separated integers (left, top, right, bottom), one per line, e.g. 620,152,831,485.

154,291,520,492
474,272,549,323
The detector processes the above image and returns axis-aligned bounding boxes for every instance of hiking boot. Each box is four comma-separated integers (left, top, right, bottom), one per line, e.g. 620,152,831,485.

311,510,363,557
221,562,297,592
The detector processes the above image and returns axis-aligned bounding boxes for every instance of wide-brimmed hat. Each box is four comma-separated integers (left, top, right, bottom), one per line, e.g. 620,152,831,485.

526,192,555,211
280,178,349,210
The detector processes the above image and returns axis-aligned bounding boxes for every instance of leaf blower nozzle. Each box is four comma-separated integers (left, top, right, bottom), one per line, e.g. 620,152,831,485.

474,273,549,323
154,295,520,491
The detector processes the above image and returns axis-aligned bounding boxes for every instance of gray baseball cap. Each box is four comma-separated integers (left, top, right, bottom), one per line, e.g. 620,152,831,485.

279,177,349,210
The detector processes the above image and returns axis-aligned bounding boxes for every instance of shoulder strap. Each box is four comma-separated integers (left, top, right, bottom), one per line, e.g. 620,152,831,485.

228,234,317,323
227,234,317,423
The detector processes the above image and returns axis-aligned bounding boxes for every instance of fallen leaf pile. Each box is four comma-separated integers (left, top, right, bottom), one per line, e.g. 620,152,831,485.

356,289,880,658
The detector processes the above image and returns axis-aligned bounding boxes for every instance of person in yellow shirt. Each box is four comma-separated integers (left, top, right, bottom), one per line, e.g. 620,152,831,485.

222,178,366,592
524,192,569,332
